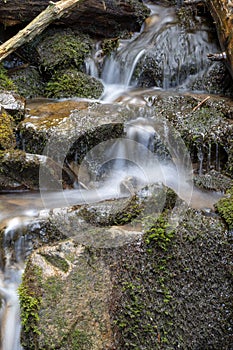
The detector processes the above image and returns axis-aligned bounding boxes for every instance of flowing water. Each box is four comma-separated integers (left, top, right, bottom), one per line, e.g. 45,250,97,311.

0,2,225,349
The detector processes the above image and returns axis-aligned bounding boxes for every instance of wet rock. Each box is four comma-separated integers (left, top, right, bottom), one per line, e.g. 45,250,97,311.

19,240,115,350
0,150,74,191
133,5,233,97
17,102,136,161
136,91,233,176
79,183,177,226
0,91,25,123
194,170,233,192
45,69,104,99
186,61,233,97
10,66,45,99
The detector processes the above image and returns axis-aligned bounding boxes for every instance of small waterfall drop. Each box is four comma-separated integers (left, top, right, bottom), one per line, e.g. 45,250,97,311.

0,218,32,350
100,4,219,101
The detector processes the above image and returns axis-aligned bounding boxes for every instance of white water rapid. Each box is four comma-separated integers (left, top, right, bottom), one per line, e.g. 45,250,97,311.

0,2,224,349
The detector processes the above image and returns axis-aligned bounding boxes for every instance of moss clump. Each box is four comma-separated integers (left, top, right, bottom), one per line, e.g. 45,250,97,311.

37,29,92,72
144,213,175,252
61,328,93,350
216,186,233,229
18,265,43,349
0,109,16,150
45,69,104,99
101,38,119,56
0,63,16,91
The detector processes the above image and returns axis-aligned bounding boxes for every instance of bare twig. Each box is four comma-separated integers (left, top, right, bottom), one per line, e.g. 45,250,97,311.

192,96,210,111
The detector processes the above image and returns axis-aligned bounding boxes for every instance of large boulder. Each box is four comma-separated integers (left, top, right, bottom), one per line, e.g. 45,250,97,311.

10,66,45,99
18,208,232,349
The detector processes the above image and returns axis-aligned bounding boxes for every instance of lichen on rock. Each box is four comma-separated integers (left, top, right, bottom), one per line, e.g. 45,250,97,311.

0,107,16,150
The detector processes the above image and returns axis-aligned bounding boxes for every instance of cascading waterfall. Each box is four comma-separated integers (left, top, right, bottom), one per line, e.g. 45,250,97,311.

0,2,226,348
98,4,219,101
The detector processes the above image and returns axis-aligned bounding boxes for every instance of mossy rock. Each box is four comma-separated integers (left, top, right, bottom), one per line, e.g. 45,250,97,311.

19,241,114,349
0,108,16,150
10,66,45,98
216,186,233,229
37,29,92,73
110,209,232,349
45,69,104,99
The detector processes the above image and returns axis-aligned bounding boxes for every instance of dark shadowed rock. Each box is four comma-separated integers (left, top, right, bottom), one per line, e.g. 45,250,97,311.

0,150,74,191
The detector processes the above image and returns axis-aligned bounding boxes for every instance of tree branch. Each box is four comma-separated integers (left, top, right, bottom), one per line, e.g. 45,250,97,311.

0,0,83,62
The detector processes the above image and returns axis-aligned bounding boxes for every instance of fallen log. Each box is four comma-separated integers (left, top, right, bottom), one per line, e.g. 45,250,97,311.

0,0,149,37
206,0,233,78
0,0,83,62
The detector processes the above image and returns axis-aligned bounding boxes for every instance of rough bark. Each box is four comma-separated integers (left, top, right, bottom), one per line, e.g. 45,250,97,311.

206,0,233,78
0,0,83,62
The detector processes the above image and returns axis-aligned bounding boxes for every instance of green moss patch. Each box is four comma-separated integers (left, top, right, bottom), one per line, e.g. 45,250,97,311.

0,63,16,91
18,265,43,349
216,186,233,229
40,253,70,273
